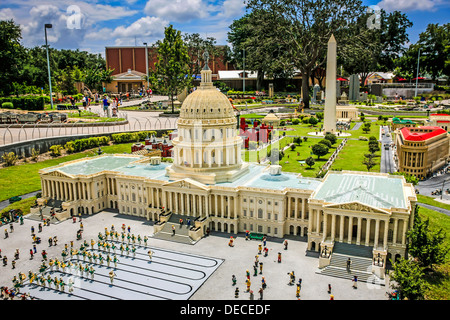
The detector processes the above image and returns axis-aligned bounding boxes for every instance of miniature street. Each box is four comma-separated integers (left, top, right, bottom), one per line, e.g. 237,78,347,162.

0,210,388,300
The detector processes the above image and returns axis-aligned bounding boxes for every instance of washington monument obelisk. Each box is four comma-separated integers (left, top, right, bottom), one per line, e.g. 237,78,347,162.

323,34,337,133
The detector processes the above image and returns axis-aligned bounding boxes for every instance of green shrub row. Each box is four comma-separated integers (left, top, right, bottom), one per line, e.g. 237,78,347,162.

0,96,45,110
111,131,158,144
65,136,110,153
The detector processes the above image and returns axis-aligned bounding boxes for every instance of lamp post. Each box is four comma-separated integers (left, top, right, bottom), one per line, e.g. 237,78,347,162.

143,42,149,91
414,47,421,98
44,24,54,109
243,48,246,94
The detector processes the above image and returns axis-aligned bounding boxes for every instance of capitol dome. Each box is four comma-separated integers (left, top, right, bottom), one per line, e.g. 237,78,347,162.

166,62,249,185
179,83,235,120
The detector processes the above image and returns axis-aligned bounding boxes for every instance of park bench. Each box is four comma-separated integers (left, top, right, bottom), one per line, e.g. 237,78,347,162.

249,232,264,240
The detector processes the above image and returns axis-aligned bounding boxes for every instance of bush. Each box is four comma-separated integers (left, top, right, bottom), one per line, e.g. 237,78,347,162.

0,96,45,111
319,139,332,148
309,117,319,126
292,119,300,125
324,133,337,145
2,102,14,109
49,145,63,157
64,141,75,153
1,152,18,166
31,148,40,162
305,156,315,168
311,143,329,159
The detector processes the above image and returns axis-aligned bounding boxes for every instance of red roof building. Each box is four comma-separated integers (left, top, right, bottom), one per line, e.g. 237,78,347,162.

396,126,449,178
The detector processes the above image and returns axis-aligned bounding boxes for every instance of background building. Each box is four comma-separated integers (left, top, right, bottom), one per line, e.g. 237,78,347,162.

105,45,235,93
395,126,449,178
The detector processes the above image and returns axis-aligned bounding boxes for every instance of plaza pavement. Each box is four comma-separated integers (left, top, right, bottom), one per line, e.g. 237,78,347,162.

0,210,390,300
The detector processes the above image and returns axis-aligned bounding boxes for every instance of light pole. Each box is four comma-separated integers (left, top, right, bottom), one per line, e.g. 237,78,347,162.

143,42,149,91
44,24,54,110
414,47,421,98
243,48,245,94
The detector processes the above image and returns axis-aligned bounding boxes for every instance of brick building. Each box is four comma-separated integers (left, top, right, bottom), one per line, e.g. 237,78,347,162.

104,46,235,93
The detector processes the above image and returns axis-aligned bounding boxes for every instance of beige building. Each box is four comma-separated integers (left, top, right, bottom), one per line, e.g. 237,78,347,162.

395,126,450,178
36,62,417,277
428,113,450,132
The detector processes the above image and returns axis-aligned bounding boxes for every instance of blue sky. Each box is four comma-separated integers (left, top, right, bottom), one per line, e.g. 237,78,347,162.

0,0,448,56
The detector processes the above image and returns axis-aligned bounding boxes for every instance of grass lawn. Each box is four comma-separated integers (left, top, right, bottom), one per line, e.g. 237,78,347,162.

279,140,335,177
0,142,135,202
0,196,37,218
417,206,450,300
417,195,450,211
330,139,381,173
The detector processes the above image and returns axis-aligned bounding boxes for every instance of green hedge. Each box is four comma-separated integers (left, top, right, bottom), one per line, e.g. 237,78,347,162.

0,96,45,110
2,102,14,109
65,136,111,153
111,131,158,144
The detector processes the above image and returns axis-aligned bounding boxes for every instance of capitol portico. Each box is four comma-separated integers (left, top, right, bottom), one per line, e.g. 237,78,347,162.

36,60,417,277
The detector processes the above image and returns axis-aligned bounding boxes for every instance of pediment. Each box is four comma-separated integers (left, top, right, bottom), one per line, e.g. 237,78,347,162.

323,201,390,215
163,178,208,191
43,170,73,179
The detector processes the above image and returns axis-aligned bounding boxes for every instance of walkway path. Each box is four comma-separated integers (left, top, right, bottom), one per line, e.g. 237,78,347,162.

0,96,175,146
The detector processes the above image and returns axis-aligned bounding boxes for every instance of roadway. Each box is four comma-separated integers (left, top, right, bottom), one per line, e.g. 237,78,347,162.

379,125,395,174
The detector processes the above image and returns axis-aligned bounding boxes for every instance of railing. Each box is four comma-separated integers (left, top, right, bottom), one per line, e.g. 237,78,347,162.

0,116,178,146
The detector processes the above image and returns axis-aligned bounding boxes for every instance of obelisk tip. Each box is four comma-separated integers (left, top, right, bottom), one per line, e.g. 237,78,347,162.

328,34,336,43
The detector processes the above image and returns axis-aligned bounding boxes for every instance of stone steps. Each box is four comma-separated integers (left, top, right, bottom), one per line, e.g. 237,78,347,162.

316,243,385,286
152,215,197,245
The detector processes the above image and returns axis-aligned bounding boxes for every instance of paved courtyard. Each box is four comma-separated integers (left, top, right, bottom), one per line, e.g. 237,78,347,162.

0,210,390,300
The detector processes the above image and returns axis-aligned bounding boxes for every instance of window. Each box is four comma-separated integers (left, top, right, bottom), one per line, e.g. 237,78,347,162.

243,209,247,217
258,225,263,233
258,208,263,219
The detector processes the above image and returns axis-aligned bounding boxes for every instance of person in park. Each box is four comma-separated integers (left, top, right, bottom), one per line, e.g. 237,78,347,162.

109,270,117,284
228,236,234,247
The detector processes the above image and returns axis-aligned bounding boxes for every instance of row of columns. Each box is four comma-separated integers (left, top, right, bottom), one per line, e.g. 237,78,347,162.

309,209,408,250
287,196,308,220
42,178,93,202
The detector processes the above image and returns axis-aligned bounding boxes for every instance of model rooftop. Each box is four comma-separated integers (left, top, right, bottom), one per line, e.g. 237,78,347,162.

312,172,408,209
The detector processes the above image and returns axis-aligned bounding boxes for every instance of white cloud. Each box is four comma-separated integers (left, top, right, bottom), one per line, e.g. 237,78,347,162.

144,0,209,22
377,0,443,12
219,0,246,18
112,16,168,38
85,16,168,45
0,8,16,21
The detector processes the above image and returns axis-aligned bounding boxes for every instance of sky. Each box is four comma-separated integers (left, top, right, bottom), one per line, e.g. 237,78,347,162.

0,0,449,56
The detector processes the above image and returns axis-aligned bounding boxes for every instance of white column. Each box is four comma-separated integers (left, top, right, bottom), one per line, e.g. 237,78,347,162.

288,196,291,219
322,212,328,241
365,219,371,246
316,210,320,233
294,197,298,220
401,219,407,245
301,199,306,220
356,217,362,245
331,214,336,242
339,215,344,242
347,216,353,244
383,219,389,249
393,218,398,245
374,219,380,249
